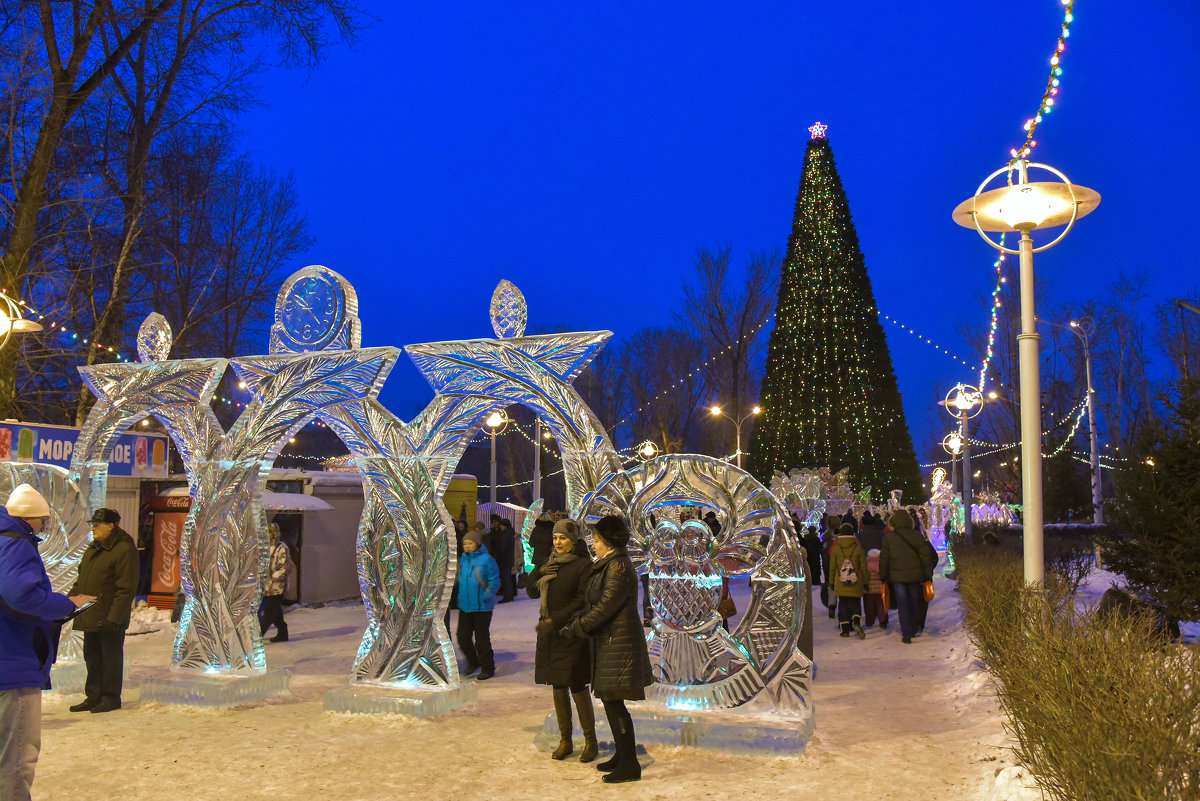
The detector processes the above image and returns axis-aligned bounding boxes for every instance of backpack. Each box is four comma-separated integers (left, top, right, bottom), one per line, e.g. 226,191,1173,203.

838,557,858,586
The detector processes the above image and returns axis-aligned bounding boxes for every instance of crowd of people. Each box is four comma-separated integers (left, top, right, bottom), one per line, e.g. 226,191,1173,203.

3,491,941,797
808,509,938,645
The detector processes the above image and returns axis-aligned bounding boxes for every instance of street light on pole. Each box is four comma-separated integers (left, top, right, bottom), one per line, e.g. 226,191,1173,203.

484,410,509,505
709,404,761,469
0,294,43,350
953,159,1100,587
1041,316,1102,525
939,384,983,543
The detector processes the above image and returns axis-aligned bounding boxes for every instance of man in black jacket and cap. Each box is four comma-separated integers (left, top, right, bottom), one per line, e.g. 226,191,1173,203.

68,508,139,713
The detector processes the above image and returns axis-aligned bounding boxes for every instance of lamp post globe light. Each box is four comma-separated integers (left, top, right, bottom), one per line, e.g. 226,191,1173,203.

0,293,43,350
953,159,1100,587
709,404,761,469
484,410,509,505
636,440,660,461
942,430,965,497
939,384,983,543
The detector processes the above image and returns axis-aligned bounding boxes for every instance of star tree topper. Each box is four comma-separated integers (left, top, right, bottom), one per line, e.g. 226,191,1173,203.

808,121,828,139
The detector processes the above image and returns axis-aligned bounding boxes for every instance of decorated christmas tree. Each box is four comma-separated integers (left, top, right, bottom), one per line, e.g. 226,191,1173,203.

747,123,925,502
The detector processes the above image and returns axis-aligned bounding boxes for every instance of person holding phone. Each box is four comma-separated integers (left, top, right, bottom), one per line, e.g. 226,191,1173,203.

68,508,139,713
0,483,95,800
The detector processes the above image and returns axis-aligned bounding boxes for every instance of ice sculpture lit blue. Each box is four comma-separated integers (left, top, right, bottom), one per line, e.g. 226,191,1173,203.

71,269,810,720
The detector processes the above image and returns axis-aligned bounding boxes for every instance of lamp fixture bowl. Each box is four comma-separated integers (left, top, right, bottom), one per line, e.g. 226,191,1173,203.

953,180,1100,233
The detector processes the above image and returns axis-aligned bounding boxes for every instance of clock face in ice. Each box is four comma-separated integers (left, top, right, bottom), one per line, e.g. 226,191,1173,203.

279,272,345,350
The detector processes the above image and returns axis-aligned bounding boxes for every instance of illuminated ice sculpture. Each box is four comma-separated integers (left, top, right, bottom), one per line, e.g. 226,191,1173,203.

71,268,811,725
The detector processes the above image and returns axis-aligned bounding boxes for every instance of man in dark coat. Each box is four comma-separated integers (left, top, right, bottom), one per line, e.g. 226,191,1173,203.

858,512,885,552
495,517,517,602
0,484,92,799
880,509,936,644
68,508,139,713
528,515,555,569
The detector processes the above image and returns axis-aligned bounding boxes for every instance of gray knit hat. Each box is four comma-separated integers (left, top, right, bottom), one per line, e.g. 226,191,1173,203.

552,518,580,541
463,530,483,548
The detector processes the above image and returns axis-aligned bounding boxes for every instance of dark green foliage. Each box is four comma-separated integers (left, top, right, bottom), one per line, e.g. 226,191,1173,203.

954,543,1200,800
747,137,924,502
1102,377,1200,622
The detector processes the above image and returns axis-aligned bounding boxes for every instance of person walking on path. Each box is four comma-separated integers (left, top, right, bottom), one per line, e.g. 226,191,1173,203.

68,508,138,713
1,484,95,801
863,549,888,630
525,518,596,762
880,509,936,644
456,529,500,680
260,523,291,642
562,515,653,784
830,523,869,639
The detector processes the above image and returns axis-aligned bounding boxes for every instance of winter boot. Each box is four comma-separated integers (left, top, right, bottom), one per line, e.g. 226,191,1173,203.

551,687,574,759
573,690,598,763
852,615,866,640
839,621,851,637
602,716,641,783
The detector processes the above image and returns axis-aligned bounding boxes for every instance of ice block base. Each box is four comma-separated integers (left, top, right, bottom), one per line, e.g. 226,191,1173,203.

323,682,478,718
140,669,291,708
538,701,814,755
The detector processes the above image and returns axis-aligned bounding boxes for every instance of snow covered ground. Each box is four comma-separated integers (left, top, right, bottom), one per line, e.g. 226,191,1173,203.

34,564,1047,801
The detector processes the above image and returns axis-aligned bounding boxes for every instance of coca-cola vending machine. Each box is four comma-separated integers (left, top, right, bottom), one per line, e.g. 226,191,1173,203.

146,494,191,609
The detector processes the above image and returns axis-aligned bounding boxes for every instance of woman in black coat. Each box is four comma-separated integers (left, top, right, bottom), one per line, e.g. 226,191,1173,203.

526,518,595,762
564,515,652,784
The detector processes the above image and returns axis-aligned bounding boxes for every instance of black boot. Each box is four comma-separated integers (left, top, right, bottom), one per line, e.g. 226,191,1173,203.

572,690,598,763
839,621,851,637
602,716,641,783
852,615,866,640
551,687,573,759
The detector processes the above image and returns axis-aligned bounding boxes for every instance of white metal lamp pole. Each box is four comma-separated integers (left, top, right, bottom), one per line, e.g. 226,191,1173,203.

709,404,761,469
532,418,542,502
1044,316,1103,525
953,159,1100,587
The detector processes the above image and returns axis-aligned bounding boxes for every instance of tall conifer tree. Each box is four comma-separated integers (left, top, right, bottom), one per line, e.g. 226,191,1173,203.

748,125,924,502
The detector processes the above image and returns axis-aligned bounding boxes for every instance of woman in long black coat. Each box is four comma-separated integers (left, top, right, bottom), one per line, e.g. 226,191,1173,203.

564,514,652,784
525,518,595,762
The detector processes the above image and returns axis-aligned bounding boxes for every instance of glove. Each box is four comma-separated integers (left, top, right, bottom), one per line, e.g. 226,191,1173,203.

97,620,123,633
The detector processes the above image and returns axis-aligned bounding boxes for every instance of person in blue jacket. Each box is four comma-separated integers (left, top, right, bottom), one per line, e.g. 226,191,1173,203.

455,529,501,680
0,484,94,801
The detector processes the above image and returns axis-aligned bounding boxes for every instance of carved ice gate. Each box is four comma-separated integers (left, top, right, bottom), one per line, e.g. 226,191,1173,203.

70,267,811,723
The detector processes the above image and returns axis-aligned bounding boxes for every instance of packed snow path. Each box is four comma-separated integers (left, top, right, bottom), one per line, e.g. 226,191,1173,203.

36,566,1032,800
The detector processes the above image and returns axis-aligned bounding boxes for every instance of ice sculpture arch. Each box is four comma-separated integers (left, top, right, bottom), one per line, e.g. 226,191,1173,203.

72,269,810,719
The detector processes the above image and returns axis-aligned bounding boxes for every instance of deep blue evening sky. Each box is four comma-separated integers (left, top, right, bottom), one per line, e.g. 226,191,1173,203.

237,1,1197,453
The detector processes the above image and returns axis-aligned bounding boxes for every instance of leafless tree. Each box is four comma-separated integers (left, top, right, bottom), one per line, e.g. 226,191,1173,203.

680,247,777,456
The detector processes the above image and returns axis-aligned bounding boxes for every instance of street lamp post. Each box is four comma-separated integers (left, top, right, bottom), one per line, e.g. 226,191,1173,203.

709,404,761,469
484,410,509,505
532,418,542,502
1042,316,1102,525
940,384,983,543
953,159,1100,587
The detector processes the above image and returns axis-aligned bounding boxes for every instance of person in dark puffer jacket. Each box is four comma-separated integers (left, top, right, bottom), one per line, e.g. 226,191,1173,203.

563,515,652,784
880,509,936,644
68,507,139,713
526,518,596,762
1,484,93,800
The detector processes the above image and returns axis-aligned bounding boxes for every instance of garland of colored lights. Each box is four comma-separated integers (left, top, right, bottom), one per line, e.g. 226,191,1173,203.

1009,0,1074,162
976,245,1009,392
875,310,976,371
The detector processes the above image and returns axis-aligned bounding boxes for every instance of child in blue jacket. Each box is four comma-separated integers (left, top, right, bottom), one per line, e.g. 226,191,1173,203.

456,530,501,679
